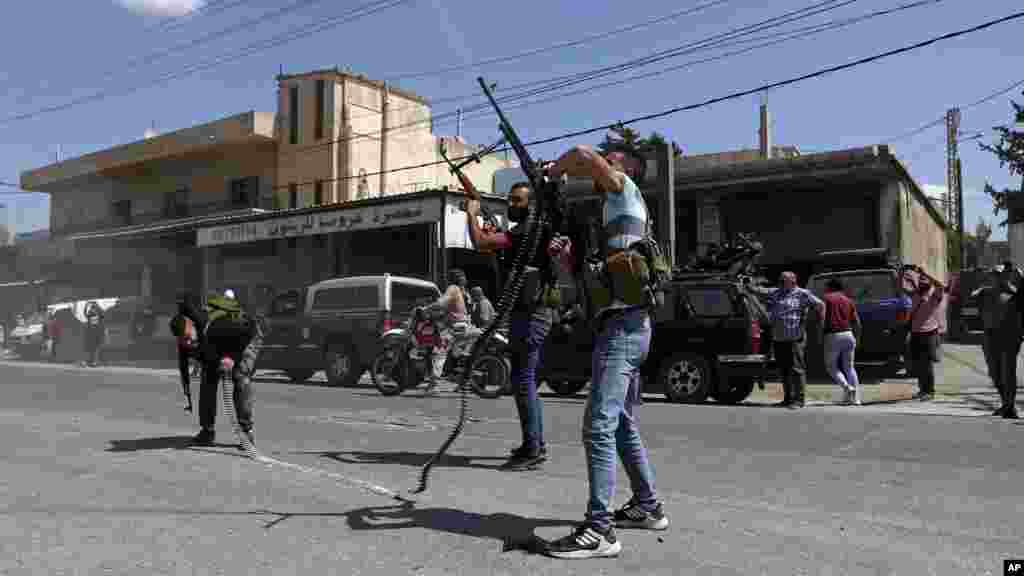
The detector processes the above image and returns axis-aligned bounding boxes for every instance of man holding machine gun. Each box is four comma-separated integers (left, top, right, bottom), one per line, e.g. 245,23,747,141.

540,146,669,560
462,172,570,471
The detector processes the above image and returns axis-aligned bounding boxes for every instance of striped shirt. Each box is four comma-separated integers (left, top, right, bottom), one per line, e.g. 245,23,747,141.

767,287,823,342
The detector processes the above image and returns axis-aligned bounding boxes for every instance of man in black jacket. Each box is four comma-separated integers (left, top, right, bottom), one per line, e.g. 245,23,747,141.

180,292,263,447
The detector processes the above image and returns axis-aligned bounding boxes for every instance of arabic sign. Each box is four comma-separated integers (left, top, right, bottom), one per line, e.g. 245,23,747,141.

196,197,442,247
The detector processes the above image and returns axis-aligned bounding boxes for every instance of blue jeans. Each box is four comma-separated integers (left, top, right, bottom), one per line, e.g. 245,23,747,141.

509,307,552,453
584,307,657,530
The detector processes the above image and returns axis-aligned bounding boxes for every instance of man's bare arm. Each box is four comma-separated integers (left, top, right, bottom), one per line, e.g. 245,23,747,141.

549,145,624,195
465,199,510,253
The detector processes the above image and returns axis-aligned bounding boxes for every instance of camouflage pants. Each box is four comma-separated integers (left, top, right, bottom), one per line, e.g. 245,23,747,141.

199,333,262,433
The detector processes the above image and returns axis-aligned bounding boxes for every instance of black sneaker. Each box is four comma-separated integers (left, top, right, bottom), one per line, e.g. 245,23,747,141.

1003,409,1019,420
613,499,669,530
509,444,548,458
192,429,215,446
543,524,621,559
501,450,546,471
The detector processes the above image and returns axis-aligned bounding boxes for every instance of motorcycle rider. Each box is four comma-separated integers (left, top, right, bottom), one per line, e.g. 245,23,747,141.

425,268,472,395
465,180,570,471
181,290,263,447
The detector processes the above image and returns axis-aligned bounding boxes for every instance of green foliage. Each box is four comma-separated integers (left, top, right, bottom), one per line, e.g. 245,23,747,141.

980,91,1024,227
597,127,683,158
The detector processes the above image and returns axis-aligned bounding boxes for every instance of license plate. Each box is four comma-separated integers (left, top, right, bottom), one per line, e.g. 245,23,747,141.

962,307,978,317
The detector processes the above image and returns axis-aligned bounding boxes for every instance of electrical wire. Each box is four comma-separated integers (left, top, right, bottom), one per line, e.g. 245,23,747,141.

99,0,333,83
886,78,1024,144
382,0,737,82
140,0,250,34
262,9,1024,196
291,0,876,157
0,0,414,126
286,0,940,159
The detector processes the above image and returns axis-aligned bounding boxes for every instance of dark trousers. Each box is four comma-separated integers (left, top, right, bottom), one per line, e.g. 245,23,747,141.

910,331,939,395
773,339,806,405
85,326,103,365
992,335,1021,412
509,307,553,453
983,329,999,391
177,346,193,402
198,334,261,433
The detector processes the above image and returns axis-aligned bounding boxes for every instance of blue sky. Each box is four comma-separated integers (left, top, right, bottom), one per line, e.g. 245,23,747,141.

1,0,1022,240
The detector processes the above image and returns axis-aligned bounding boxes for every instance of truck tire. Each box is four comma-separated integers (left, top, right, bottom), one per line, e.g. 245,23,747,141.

285,368,316,383
545,379,588,397
324,342,361,387
659,352,710,404
714,377,756,405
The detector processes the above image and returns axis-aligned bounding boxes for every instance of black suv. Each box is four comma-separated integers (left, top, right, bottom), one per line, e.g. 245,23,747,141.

539,273,769,404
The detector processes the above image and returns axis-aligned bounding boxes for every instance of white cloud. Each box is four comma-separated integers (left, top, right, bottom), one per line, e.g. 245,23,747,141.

115,0,205,17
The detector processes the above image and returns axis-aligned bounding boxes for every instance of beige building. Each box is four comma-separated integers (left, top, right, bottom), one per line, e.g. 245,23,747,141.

15,68,513,312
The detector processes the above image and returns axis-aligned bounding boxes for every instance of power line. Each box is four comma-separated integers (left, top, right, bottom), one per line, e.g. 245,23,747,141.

0,0,413,126
288,0,938,159
98,0,332,84
294,0,873,157
886,77,1024,144
265,9,1024,194
382,0,737,82
141,0,251,34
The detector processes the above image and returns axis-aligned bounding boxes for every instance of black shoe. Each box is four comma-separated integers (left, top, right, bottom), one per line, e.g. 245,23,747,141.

993,407,1006,416
543,524,621,559
1003,409,1019,420
192,429,215,446
918,393,934,402
787,401,804,410
774,400,791,407
613,499,669,530
509,444,548,458
501,451,546,471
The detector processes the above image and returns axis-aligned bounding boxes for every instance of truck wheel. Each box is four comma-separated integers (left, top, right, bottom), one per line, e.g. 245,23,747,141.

714,377,755,405
546,380,587,397
325,343,360,387
659,352,710,404
285,368,316,383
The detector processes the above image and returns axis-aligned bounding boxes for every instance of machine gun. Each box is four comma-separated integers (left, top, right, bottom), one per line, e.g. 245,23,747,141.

413,77,565,495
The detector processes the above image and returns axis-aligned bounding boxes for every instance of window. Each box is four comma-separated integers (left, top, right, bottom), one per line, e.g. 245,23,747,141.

112,200,132,225
312,285,380,310
810,273,897,303
230,177,258,208
391,282,441,314
269,290,301,316
289,183,298,209
314,180,324,206
289,85,299,145
315,79,325,141
684,287,735,317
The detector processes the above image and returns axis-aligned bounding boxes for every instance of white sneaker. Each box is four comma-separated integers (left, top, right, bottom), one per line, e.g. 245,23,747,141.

543,524,621,559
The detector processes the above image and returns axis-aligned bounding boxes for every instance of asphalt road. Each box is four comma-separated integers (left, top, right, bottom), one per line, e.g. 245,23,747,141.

0,343,1021,575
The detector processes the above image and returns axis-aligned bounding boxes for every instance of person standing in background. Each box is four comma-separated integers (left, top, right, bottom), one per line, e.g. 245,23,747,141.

822,278,862,405
905,266,946,402
84,301,106,367
765,271,825,409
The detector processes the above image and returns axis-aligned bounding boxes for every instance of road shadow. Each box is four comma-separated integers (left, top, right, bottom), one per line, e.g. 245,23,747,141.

310,450,509,471
345,501,572,553
106,436,237,452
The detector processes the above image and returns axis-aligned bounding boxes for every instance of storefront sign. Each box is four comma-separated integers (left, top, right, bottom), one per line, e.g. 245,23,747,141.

197,197,442,247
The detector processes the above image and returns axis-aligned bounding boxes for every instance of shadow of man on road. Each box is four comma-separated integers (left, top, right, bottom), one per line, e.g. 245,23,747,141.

107,436,237,452
345,501,573,553
311,450,508,471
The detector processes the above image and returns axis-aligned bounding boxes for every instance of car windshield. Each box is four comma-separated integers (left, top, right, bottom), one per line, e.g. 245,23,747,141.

810,272,897,302
685,286,735,316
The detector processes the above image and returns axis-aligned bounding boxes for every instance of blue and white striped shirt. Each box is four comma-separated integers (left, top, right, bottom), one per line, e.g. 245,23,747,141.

767,287,823,342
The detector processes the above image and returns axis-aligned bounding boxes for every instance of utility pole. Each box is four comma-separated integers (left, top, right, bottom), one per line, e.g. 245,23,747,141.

945,108,961,230
956,158,965,269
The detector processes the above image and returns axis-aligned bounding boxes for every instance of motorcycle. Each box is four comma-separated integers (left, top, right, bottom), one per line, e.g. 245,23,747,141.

371,305,510,398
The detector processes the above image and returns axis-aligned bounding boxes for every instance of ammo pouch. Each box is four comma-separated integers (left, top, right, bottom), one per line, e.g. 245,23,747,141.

519,267,562,312
586,241,670,312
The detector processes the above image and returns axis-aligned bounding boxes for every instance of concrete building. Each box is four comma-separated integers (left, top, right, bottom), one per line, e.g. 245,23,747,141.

15,68,512,313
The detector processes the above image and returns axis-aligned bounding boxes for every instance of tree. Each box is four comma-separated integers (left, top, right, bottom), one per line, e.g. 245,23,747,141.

597,126,683,158
979,91,1024,226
